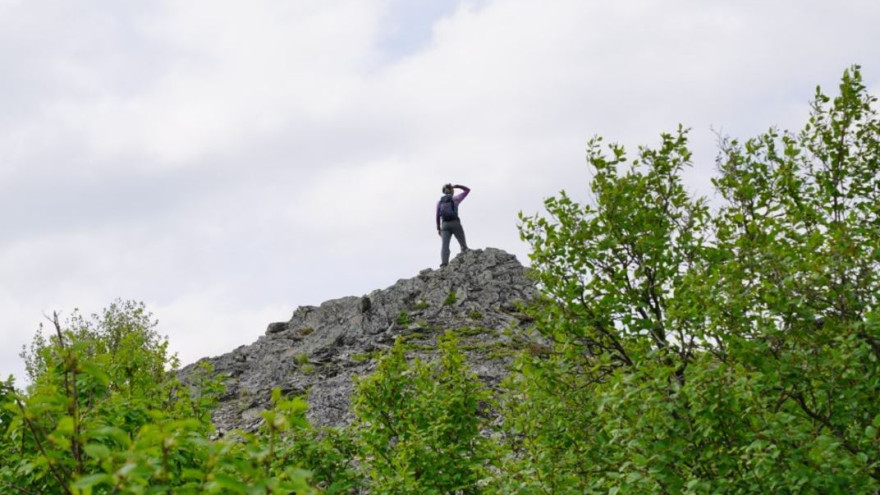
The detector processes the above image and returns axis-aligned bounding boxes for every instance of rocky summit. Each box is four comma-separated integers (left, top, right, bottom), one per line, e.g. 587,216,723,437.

180,248,537,433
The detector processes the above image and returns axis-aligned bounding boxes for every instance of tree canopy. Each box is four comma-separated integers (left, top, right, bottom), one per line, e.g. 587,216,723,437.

512,65,880,493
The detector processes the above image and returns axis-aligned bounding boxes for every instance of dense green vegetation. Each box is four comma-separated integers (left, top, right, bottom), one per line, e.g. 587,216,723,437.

1,301,314,494
510,66,880,494
3,67,878,493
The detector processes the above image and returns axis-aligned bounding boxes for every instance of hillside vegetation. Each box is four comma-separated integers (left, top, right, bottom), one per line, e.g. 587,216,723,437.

2,66,879,494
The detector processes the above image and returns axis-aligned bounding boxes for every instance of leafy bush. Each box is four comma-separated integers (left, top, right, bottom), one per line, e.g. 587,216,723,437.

353,333,491,494
395,310,411,326
1,300,315,494
507,66,880,493
444,290,458,306
467,310,484,320
284,426,362,494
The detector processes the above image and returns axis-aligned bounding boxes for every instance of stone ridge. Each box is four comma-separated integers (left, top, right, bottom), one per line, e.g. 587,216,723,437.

180,247,537,433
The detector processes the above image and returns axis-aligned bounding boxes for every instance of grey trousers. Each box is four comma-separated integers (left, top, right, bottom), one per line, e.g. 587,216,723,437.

440,219,468,266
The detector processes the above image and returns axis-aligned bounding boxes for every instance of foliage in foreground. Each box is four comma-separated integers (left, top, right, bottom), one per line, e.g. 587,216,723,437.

0,304,487,495
353,333,491,494
511,65,880,493
1,301,314,494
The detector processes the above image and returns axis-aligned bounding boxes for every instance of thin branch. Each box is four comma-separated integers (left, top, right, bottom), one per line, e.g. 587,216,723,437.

13,397,73,495
792,392,859,457
577,293,633,366
0,478,40,495
857,331,880,362
49,312,84,475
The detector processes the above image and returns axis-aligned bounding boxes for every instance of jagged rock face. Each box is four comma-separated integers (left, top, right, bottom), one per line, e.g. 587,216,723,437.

180,248,536,433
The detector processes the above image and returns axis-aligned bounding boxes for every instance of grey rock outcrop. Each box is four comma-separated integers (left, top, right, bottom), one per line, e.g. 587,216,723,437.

180,248,537,433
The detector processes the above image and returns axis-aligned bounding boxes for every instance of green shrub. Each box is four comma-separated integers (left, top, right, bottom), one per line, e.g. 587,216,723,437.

443,290,458,306
394,310,411,326
353,333,491,494
350,352,375,363
1,301,315,494
505,66,880,493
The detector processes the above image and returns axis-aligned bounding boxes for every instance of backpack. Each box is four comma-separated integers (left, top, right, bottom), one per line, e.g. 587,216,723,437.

439,194,458,221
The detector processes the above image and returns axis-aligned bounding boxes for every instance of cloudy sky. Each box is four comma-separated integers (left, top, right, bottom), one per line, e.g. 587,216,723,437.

2,0,878,384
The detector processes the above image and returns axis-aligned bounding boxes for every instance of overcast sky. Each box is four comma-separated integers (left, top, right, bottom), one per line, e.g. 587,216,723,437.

2,0,878,384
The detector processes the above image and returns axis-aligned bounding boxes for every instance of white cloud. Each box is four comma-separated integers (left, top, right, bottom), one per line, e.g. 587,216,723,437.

4,0,383,171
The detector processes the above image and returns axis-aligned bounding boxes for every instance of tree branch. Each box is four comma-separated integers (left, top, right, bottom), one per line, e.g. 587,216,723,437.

792,392,859,457
13,397,73,495
0,479,40,495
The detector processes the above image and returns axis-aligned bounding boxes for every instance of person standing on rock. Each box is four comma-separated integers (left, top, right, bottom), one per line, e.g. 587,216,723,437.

436,183,470,267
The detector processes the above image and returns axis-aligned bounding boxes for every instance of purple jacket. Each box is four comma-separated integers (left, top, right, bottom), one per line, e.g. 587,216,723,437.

436,185,470,230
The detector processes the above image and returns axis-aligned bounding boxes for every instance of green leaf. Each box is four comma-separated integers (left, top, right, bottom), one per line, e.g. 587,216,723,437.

72,473,113,490
83,443,111,460
56,415,75,434
78,361,110,387
85,426,131,447
210,473,248,492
